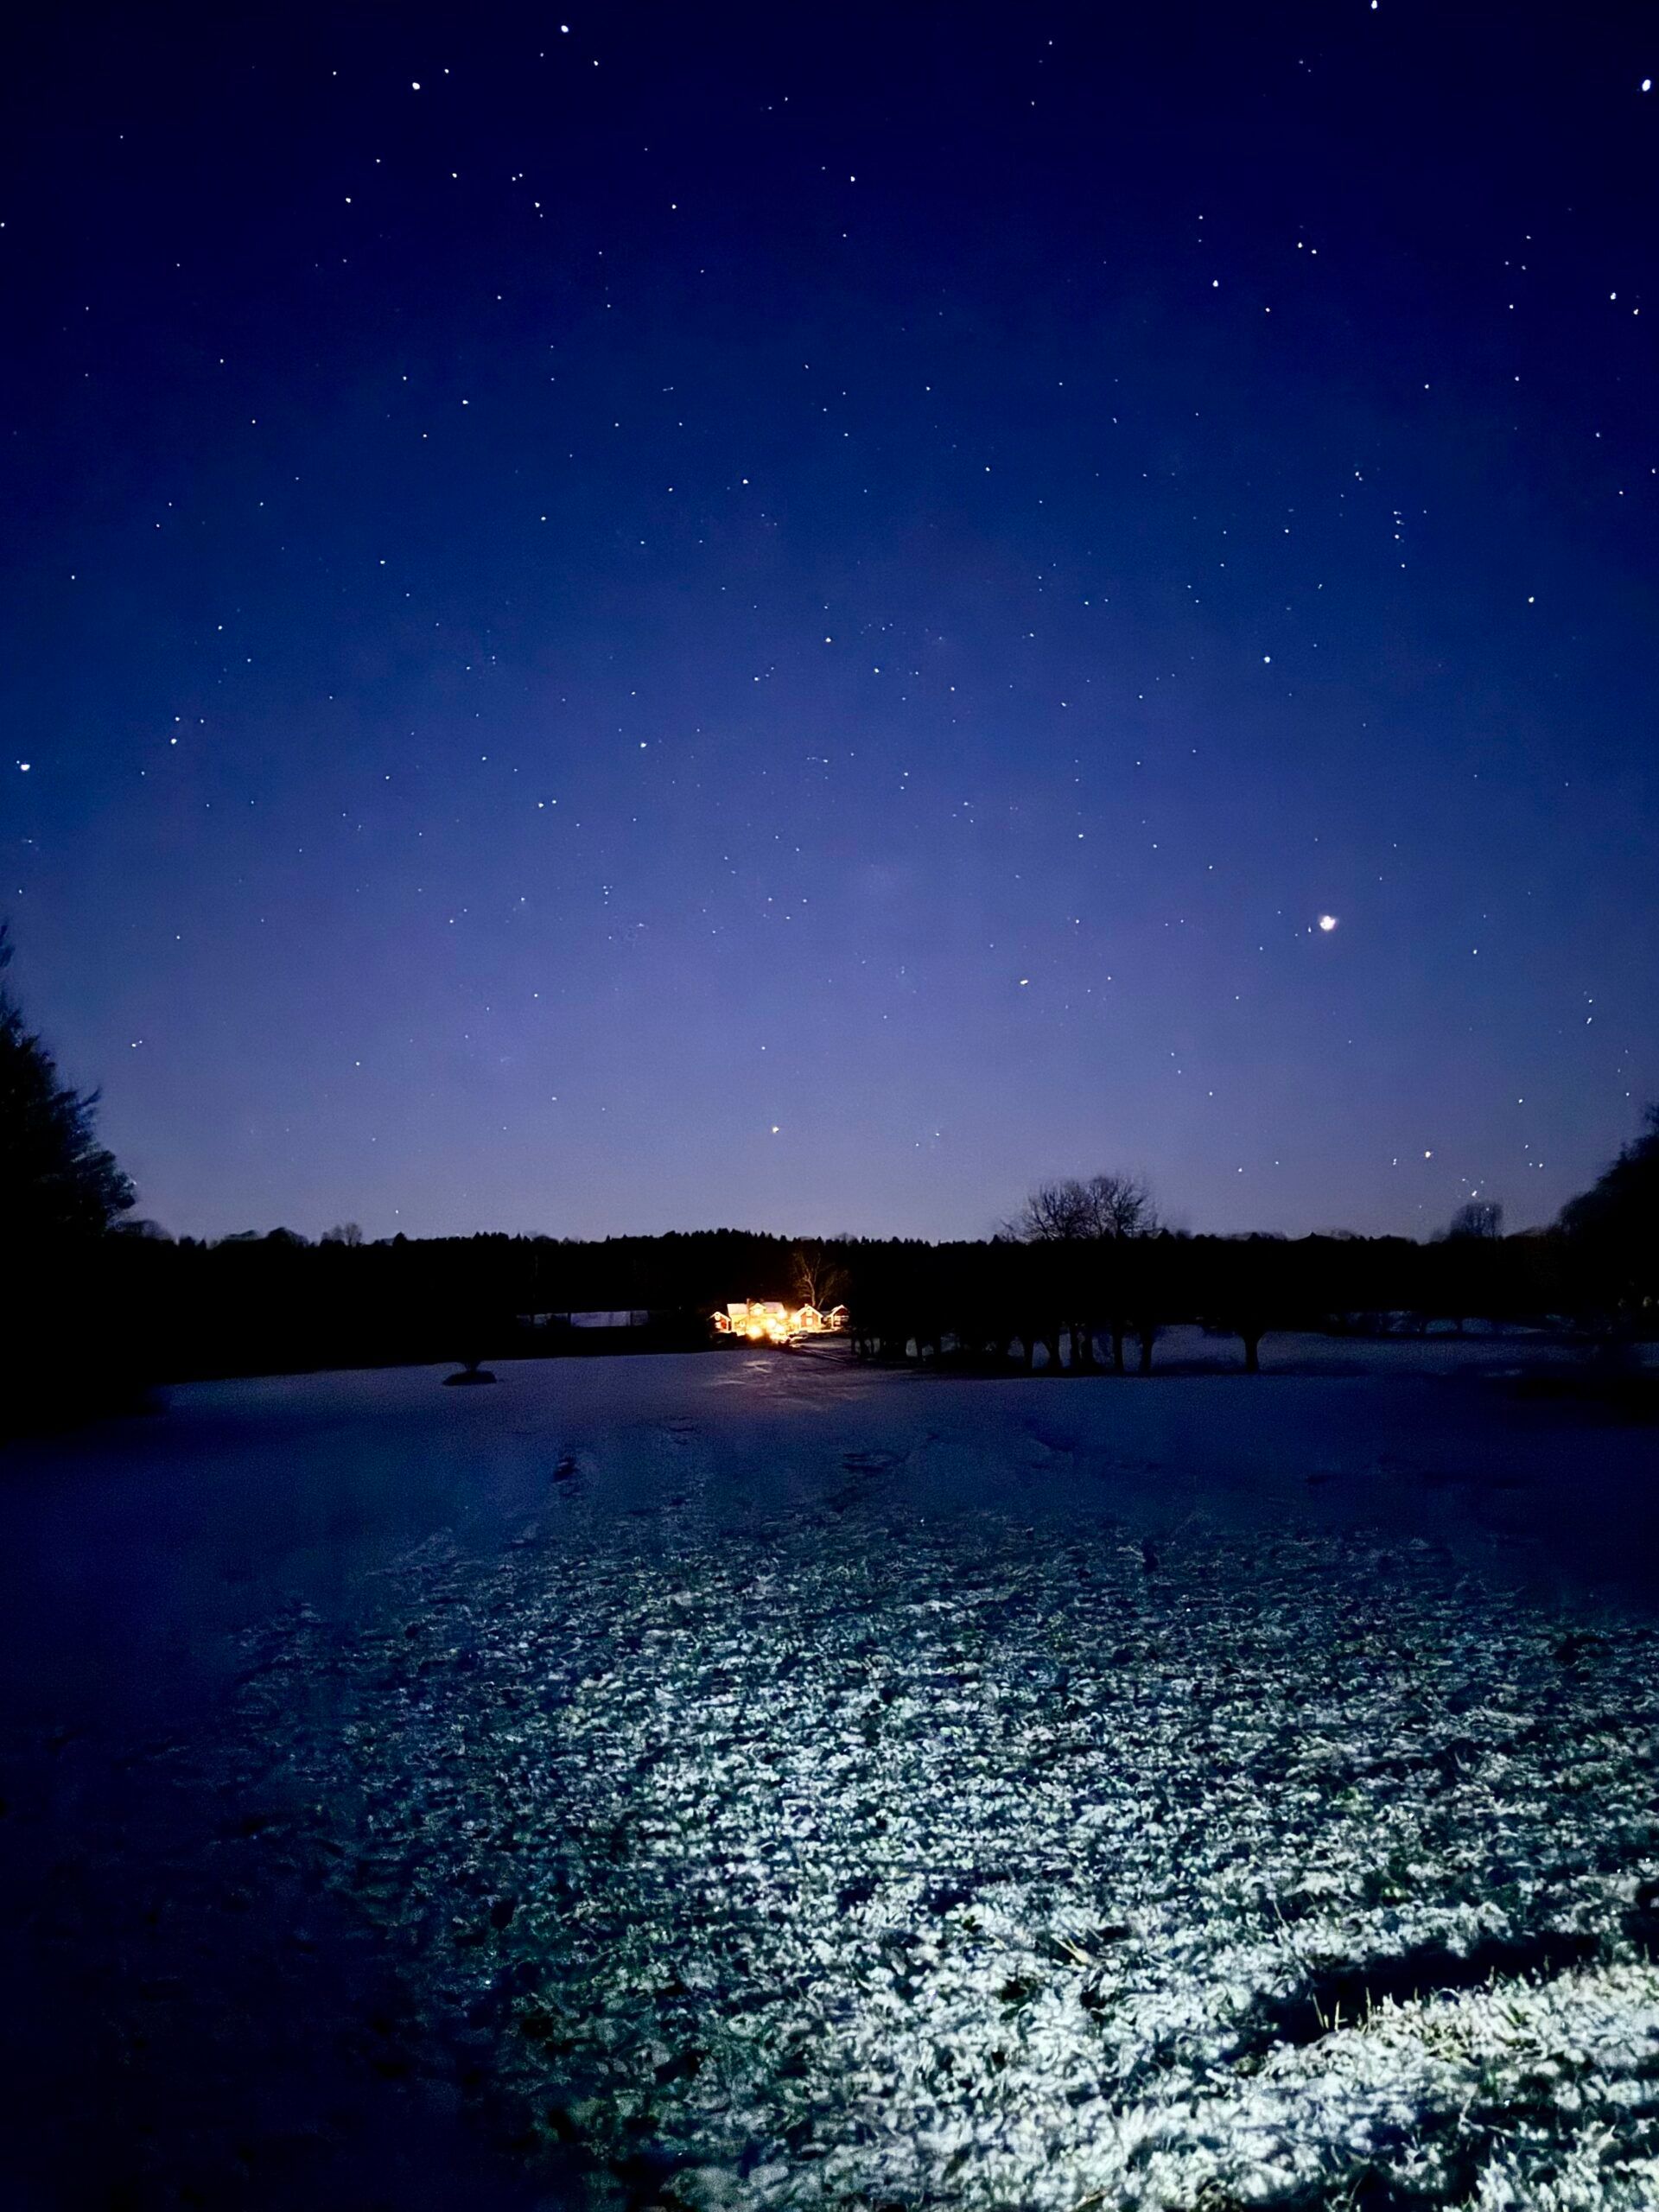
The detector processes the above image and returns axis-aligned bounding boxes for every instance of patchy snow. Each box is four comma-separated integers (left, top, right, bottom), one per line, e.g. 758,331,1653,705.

219,1511,1659,2209
4,1343,1659,2208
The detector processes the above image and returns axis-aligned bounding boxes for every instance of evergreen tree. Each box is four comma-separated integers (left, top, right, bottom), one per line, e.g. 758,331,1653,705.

0,924,135,1244
1557,1106,1659,1318
1560,1108,1659,1240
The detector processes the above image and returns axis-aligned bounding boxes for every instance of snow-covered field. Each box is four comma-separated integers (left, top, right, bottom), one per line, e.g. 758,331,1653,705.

4,1338,1659,2209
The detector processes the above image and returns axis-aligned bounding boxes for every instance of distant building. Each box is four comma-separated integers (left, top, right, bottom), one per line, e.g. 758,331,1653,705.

714,1300,849,1344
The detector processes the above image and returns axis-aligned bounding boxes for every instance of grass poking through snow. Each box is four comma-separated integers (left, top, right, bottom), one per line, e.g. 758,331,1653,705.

227,1513,1659,2208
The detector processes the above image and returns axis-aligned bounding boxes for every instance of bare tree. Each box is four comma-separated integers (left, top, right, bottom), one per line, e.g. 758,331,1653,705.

1085,1171,1157,1239
322,1221,365,1247
790,1239,848,1311
1444,1199,1503,1241
1013,1172,1157,1243
1008,1172,1160,1376
1013,1178,1094,1241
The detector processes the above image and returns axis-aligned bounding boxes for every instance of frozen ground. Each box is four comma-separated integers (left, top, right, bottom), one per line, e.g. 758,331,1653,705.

3,1337,1659,2209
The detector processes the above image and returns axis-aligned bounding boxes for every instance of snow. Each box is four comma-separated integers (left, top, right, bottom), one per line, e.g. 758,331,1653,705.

3,1338,1659,2206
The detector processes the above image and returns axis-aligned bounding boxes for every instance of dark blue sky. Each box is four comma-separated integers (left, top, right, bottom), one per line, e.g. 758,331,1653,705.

4,3,1656,1240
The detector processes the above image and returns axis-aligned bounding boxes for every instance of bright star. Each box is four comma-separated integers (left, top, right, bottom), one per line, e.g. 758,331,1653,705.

1317,913,1338,932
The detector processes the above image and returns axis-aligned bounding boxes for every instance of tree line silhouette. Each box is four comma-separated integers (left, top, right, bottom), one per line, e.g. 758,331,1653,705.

3,921,1656,1426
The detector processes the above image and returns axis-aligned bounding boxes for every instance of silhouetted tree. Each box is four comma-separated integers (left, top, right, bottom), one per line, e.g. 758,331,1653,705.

322,1221,365,1247
1558,1107,1659,1323
0,925,144,1431
1012,1177,1087,1242
1445,1198,1503,1240
1201,1233,1296,1372
1427,1199,1508,1332
1013,1171,1156,1243
1088,1171,1158,1239
789,1238,849,1312
0,924,134,1246
1560,1109,1659,1245
1128,1235,1176,1374
1011,1172,1158,1370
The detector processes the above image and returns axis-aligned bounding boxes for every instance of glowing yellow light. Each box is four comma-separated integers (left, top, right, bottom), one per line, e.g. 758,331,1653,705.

715,1300,850,1346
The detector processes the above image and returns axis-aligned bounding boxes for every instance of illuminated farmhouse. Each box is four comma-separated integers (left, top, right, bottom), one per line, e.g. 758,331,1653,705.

713,1300,849,1345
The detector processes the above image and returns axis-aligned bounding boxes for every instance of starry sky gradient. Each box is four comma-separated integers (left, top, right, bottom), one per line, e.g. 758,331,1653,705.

4,3,1656,1240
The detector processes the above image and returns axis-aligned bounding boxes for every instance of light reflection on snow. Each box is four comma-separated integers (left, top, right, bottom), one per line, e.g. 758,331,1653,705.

230,1515,1659,2208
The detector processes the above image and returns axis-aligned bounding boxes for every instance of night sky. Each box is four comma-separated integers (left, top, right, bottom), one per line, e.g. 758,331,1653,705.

4,3,1656,1243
